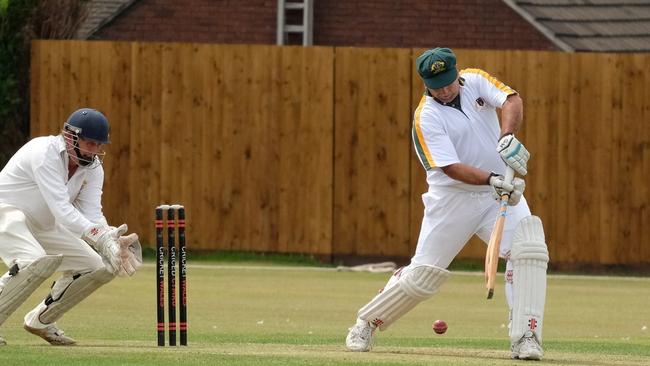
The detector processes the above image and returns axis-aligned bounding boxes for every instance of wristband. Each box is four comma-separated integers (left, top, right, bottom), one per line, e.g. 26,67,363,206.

499,132,514,141
486,171,500,185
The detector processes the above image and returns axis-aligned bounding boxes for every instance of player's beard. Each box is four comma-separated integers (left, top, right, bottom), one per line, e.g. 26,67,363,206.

437,91,458,103
66,145,95,167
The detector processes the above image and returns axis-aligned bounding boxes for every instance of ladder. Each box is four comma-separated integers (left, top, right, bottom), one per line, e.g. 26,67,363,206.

276,0,313,46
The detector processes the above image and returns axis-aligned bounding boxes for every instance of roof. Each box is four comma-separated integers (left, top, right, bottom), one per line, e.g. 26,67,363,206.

503,0,650,52
77,0,650,52
75,0,138,39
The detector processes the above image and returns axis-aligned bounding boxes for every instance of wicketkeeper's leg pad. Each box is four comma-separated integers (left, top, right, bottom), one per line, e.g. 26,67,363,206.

509,215,549,344
28,266,115,325
0,255,62,326
357,264,450,331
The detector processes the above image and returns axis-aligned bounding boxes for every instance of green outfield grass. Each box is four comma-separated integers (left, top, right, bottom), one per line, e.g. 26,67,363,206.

0,260,649,365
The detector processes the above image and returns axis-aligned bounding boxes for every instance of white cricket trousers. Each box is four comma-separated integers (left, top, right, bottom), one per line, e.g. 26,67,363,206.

0,204,103,273
411,188,531,268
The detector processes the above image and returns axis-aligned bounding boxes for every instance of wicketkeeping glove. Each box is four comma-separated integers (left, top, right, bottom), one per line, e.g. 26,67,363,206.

106,223,142,276
108,224,128,239
496,133,530,176
117,232,142,277
82,225,121,274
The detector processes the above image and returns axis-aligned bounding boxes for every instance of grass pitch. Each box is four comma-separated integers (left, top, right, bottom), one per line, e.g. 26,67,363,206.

0,260,649,365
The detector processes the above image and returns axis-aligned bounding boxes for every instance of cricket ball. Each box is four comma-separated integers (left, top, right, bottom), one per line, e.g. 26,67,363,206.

432,319,447,334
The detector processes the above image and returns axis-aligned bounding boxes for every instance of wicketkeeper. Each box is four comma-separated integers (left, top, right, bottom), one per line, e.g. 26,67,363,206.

0,108,142,346
346,48,549,360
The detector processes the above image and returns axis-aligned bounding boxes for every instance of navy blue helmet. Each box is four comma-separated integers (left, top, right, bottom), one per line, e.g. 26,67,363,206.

62,108,110,168
63,108,110,144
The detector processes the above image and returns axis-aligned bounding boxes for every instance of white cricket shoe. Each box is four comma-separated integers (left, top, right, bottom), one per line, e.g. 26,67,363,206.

24,324,77,346
346,319,375,352
0,335,6,346
511,330,543,360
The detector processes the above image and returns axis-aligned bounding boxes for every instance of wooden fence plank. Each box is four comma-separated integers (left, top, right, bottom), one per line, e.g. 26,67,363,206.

204,44,248,252
276,46,334,255
333,47,412,258
68,40,91,111
94,41,132,227
642,55,650,264
617,54,648,265
598,53,620,265
29,41,42,136
129,41,163,247
521,50,559,262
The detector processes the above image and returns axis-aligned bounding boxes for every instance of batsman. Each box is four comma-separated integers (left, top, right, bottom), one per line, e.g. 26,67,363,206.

0,108,142,346
346,48,549,360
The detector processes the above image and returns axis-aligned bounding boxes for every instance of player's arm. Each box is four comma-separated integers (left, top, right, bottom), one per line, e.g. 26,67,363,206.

440,163,491,185
497,94,529,175
469,70,530,175
73,166,108,225
74,167,142,276
499,93,523,136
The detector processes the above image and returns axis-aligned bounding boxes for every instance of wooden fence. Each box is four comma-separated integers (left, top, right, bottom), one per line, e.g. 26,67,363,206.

30,40,650,267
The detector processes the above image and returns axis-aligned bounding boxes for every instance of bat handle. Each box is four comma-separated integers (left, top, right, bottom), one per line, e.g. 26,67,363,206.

499,167,516,202
504,166,515,185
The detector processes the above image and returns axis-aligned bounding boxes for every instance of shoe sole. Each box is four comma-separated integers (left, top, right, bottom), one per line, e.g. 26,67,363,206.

23,325,77,346
512,352,542,360
346,346,371,352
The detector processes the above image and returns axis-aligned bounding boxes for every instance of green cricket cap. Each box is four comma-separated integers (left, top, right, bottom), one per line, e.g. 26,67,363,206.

416,47,458,89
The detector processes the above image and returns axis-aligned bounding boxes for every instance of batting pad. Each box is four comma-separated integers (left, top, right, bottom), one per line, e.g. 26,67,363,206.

38,267,115,324
358,264,450,331
0,255,62,325
509,215,549,344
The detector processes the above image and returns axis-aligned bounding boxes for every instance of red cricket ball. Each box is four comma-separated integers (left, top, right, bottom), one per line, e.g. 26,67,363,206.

433,319,447,334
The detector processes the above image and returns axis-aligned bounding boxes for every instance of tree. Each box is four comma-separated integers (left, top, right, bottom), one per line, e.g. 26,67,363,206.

0,0,87,167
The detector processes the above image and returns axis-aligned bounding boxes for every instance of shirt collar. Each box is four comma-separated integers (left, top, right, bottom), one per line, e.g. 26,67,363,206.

56,134,67,153
434,94,461,108
56,134,71,168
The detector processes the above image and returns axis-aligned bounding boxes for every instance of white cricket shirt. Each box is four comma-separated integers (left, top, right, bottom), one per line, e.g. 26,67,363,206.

412,68,516,191
0,135,106,236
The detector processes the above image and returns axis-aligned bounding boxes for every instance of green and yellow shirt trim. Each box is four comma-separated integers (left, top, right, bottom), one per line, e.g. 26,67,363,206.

412,96,435,170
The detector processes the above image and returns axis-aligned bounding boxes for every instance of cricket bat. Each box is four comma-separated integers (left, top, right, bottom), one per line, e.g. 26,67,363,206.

485,166,515,299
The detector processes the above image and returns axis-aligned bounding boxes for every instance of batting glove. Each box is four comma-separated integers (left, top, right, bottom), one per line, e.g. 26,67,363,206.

496,133,530,176
488,172,525,206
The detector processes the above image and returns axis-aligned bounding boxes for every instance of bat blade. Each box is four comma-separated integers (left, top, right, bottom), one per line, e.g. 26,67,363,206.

484,167,515,299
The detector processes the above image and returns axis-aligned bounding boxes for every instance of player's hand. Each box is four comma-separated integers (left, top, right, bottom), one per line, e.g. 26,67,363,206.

489,173,525,206
82,225,121,274
496,133,530,175
488,172,514,194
